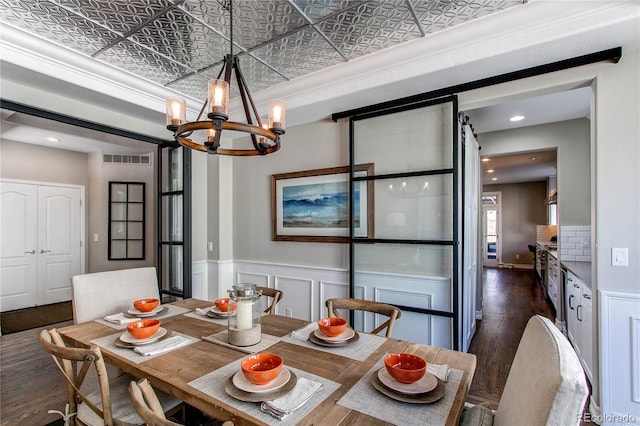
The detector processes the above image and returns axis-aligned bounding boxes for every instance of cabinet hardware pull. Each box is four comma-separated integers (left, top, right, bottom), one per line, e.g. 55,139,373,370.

573,283,580,288
40,249,51,253
577,305,583,321
24,250,36,254
583,294,591,300
569,295,575,309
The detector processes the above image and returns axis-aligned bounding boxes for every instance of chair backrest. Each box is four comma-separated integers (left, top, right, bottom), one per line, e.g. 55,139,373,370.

129,378,181,426
494,315,589,426
256,286,283,314
72,267,160,323
325,298,402,337
40,328,114,425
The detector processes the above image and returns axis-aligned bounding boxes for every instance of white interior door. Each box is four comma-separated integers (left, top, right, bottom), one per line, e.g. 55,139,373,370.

37,185,81,305
0,180,83,311
482,200,501,267
0,182,38,311
463,123,479,351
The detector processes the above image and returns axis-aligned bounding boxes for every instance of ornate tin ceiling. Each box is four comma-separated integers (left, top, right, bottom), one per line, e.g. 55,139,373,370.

0,0,526,103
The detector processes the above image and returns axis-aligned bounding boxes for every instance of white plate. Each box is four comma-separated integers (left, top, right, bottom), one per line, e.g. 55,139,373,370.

127,305,164,317
210,306,236,316
119,327,167,345
313,327,355,342
377,367,438,395
232,367,291,394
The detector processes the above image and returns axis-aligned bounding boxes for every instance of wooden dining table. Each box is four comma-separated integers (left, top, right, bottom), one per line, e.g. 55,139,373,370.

57,298,476,426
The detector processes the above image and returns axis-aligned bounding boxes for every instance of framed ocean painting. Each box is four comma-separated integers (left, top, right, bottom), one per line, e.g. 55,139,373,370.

271,164,374,242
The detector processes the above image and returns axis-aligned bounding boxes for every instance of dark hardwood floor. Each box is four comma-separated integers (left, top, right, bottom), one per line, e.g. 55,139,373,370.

466,267,554,409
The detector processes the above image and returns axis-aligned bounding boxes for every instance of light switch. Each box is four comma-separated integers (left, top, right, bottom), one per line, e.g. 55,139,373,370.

207,241,214,252
93,233,99,242
611,247,628,266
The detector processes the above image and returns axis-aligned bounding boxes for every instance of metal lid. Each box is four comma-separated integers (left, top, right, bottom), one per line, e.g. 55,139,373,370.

228,283,262,300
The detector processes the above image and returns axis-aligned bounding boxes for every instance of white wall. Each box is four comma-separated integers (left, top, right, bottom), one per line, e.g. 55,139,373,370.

479,118,591,225
232,119,350,268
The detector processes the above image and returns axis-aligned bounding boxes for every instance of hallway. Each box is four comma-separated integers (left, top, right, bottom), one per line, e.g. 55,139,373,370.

466,267,554,408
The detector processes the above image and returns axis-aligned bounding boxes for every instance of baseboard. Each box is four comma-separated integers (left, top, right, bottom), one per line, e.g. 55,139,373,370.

498,263,534,270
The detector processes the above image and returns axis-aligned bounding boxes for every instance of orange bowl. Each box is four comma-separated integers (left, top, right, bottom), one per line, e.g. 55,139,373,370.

384,353,427,384
317,317,348,337
127,319,161,340
241,353,283,385
133,298,159,313
214,297,236,312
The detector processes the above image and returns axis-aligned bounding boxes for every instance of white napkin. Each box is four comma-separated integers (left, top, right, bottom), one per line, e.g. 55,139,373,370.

195,306,214,316
291,323,318,341
260,377,323,420
133,335,192,356
103,313,138,325
427,363,451,382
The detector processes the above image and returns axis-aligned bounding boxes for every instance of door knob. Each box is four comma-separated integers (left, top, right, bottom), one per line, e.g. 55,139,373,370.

40,249,51,254
24,250,36,254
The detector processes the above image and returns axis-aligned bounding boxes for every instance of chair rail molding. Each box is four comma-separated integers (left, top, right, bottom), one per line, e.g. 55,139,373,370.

599,289,640,425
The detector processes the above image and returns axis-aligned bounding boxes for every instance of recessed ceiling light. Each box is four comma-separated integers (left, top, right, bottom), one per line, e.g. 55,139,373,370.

481,158,490,162
530,157,537,160
46,137,60,142
491,177,498,181
487,169,495,173
509,115,525,122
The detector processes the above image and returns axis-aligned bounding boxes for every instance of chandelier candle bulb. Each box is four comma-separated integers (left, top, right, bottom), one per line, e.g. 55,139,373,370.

207,129,216,143
208,79,229,117
269,100,286,130
166,98,186,127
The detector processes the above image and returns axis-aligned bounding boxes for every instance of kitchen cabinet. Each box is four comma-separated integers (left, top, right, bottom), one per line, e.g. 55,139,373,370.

565,270,593,382
546,251,559,310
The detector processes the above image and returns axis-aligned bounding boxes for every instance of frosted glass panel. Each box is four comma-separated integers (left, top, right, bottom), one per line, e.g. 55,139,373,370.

354,243,453,277
161,245,183,293
161,194,183,241
373,175,453,240
353,103,453,174
161,146,183,192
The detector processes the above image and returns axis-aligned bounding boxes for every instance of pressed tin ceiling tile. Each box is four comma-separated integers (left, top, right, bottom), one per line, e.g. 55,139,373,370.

128,7,228,73
50,0,174,36
96,39,193,85
249,26,344,81
0,0,527,102
0,0,120,56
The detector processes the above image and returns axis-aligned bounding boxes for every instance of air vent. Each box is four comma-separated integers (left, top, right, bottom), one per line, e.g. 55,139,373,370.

102,153,152,165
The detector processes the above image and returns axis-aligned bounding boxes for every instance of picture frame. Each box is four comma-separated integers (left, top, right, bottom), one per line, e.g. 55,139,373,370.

271,163,374,242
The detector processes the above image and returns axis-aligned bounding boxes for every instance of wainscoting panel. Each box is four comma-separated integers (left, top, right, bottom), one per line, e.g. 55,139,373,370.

274,276,314,320
600,290,640,425
205,260,453,347
191,260,208,301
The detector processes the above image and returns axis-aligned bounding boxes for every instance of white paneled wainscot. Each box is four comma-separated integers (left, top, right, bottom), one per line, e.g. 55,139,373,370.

600,290,640,425
200,260,453,348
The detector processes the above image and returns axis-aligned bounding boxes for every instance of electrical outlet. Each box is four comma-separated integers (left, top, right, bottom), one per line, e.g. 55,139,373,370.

515,254,520,259
285,308,293,318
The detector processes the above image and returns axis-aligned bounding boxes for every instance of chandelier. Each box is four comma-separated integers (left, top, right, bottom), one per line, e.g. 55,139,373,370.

165,0,285,156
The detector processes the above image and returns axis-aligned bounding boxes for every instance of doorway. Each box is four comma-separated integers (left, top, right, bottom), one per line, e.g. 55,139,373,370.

482,192,501,268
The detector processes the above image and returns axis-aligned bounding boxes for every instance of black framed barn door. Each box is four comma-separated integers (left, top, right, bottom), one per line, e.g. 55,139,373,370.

349,95,461,350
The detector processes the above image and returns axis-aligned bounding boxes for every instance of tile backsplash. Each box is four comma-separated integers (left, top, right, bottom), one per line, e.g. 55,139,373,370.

536,225,557,242
560,225,592,261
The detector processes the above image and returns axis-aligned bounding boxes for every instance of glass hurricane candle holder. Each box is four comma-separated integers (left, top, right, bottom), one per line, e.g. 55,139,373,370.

227,283,262,346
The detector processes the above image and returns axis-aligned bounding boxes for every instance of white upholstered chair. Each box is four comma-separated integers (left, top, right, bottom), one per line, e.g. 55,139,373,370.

460,315,589,426
72,267,160,324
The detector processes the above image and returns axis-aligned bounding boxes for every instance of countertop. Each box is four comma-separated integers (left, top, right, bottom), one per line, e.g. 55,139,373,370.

536,240,558,248
562,260,592,289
